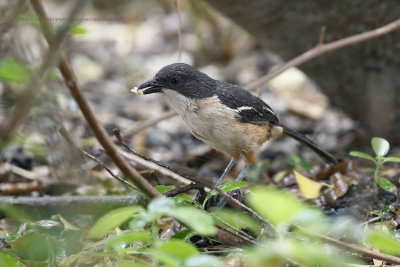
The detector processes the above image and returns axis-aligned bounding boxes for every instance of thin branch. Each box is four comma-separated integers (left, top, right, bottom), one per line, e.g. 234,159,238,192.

318,26,326,46
30,0,160,198
174,0,183,62
58,127,138,192
163,183,205,197
0,0,83,141
295,225,400,265
210,213,256,243
245,18,400,91
120,150,196,186
215,224,255,245
114,128,200,185
124,111,177,137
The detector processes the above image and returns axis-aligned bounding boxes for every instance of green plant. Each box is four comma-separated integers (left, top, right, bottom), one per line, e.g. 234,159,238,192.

285,154,313,172
369,204,395,224
350,137,400,192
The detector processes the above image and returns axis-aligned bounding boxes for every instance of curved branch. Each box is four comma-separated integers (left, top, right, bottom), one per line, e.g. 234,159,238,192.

29,0,160,198
246,18,400,91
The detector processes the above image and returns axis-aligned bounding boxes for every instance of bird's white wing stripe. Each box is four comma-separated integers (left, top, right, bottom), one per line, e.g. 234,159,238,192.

263,106,275,115
237,106,255,112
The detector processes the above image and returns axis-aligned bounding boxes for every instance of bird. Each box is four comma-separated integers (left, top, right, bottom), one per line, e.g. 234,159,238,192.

134,63,337,195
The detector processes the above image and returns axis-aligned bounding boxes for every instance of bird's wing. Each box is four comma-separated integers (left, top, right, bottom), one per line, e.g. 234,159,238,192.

215,81,279,125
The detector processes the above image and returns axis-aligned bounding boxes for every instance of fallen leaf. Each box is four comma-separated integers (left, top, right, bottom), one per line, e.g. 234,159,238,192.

294,170,324,199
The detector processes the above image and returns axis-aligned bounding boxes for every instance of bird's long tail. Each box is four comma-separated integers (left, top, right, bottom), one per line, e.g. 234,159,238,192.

277,124,338,164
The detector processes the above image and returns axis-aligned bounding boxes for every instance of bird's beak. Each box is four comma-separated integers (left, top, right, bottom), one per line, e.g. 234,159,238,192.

134,78,163,95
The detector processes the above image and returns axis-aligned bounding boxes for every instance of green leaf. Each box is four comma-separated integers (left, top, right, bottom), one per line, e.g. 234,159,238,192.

71,23,86,35
0,58,30,83
107,231,152,253
155,185,195,203
89,206,143,239
146,249,179,267
219,181,247,192
349,151,375,162
246,187,304,226
375,177,396,192
185,254,223,267
11,232,50,261
171,229,192,240
169,207,216,236
129,215,150,230
148,198,175,218
148,198,216,235
203,181,247,206
382,156,400,163
273,170,288,183
116,260,150,267
290,154,302,163
299,161,313,172
366,229,400,255
158,239,198,261
0,251,20,267
155,185,175,194
0,203,30,223
372,137,390,157
174,193,194,203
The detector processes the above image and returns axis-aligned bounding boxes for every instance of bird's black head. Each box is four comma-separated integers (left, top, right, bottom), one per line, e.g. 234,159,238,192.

137,63,217,98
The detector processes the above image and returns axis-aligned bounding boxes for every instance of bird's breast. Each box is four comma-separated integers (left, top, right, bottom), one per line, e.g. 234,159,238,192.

163,90,272,156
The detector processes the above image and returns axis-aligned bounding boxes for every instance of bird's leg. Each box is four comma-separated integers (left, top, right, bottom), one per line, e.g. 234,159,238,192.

215,158,236,186
234,164,251,182
215,163,252,208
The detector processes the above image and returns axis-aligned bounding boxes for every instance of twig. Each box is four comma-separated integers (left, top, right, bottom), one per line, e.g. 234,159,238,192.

0,0,82,141
318,26,326,46
124,111,177,137
215,224,255,245
245,18,400,91
120,150,196,186
163,183,205,197
210,213,256,243
58,127,138,192
174,0,183,62
30,0,160,198
114,128,198,186
295,225,400,265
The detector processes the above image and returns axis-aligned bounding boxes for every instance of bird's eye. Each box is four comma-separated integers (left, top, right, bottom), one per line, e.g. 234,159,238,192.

171,77,179,85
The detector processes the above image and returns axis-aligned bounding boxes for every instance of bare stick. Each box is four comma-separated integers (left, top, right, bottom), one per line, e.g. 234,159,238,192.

163,183,205,197
245,18,400,91
174,0,183,62
30,0,160,198
295,225,400,265
210,213,256,243
114,128,197,186
318,26,326,46
58,127,138,192
0,0,83,141
124,111,177,137
215,224,255,245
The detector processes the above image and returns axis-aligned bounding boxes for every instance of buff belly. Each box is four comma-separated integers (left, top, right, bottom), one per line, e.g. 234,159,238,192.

163,90,272,165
